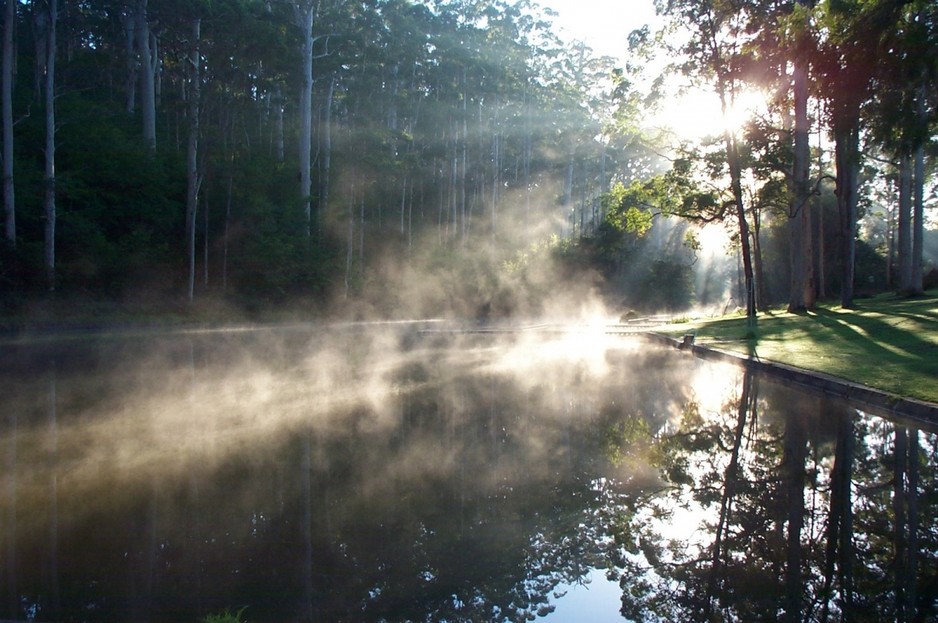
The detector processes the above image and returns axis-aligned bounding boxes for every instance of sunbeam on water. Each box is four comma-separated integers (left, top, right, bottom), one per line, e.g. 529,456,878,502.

1,325,936,622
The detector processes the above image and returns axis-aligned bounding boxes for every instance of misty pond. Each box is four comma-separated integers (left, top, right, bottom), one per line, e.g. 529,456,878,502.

1,324,936,623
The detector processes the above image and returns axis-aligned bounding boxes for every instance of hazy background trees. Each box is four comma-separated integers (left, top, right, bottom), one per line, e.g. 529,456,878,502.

0,0,935,318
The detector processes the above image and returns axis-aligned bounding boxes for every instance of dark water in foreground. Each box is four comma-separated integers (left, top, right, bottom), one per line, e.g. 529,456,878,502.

1,325,936,622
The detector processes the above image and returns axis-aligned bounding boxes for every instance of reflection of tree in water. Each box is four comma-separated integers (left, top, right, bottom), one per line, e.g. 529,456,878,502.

285,346,690,623
10,332,936,622
605,369,938,622
1,332,695,622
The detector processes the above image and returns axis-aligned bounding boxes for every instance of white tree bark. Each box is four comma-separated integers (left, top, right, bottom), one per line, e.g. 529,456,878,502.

43,0,56,291
910,83,926,295
897,149,912,292
295,2,313,238
788,20,813,311
120,6,135,114
2,0,15,246
319,75,334,235
185,17,201,302
274,85,284,162
835,122,860,308
135,0,155,149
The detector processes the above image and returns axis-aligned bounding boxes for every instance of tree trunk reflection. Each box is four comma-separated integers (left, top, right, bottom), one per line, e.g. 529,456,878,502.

783,407,808,623
820,401,855,622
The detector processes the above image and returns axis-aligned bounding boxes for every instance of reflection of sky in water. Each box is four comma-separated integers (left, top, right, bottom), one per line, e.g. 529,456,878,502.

548,568,624,622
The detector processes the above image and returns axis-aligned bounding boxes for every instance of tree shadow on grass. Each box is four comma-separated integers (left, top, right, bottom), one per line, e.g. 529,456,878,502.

807,308,938,372
873,305,938,325
855,292,938,321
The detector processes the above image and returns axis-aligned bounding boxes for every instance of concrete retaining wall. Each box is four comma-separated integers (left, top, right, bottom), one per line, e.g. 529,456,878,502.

646,332,938,432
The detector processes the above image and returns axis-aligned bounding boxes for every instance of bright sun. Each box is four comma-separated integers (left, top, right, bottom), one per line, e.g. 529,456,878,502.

654,87,766,141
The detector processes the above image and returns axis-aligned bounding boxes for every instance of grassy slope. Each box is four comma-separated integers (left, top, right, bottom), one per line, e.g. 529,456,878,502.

663,290,938,405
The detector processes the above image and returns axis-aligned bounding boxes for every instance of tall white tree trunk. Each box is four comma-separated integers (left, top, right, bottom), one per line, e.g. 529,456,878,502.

2,0,15,247
273,85,284,162
789,33,813,311
491,125,499,243
835,121,860,308
910,144,924,295
460,74,468,244
345,183,354,298
135,0,155,149
185,17,201,302
319,75,334,234
726,131,756,317
910,82,926,295
786,0,815,312
43,0,56,292
120,7,135,114
897,149,912,292
295,2,313,238
222,167,232,292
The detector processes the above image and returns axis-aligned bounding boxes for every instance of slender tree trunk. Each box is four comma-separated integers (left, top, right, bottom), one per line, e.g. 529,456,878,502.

887,198,895,288
784,410,807,623
203,186,209,287
816,186,825,298
42,0,56,292
491,120,499,243
274,85,284,162
135,0,155,149
450,132,457,242
460,71,468,245
399,177,407,236
222,166,232,292
523,90,531,227
358,185,364,271
344,183,353,298
319,75,334,237
563,156,574,237
185,17,201,302
120,7,135,114
295,2,314,238
726,132,756,318
704,369,754,618
910,140,924,295
835,118,860,308
752,209,768,311
894,427,909,622
151,32,159,107
838,406,856,621
897,149,912,292
408,176,413,251
436,158,445,244
789,21,813,311
816,100,826,300
821,404,855,622
907,429,919,621
2,0,15,247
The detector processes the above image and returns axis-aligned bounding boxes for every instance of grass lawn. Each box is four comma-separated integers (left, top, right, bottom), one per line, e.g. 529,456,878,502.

663,290,938,405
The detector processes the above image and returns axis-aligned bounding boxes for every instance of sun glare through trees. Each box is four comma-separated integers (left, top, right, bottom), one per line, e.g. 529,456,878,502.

0,0,934,322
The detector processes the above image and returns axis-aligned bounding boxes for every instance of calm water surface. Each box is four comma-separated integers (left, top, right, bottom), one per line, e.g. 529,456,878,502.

1,325,935,622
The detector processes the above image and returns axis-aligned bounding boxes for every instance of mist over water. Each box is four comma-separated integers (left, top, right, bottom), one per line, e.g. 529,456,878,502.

2,327,936,622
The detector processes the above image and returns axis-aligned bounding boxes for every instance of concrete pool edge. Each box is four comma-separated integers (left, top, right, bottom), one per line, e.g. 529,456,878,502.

645,332,938,432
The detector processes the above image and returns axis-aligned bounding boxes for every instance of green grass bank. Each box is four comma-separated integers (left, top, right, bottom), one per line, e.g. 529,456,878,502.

662,290,938,405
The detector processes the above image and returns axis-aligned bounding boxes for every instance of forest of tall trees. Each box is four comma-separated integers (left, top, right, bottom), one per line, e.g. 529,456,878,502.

0,0,935,320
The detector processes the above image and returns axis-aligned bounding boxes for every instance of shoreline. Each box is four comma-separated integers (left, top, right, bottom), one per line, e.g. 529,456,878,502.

647,332,938,432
